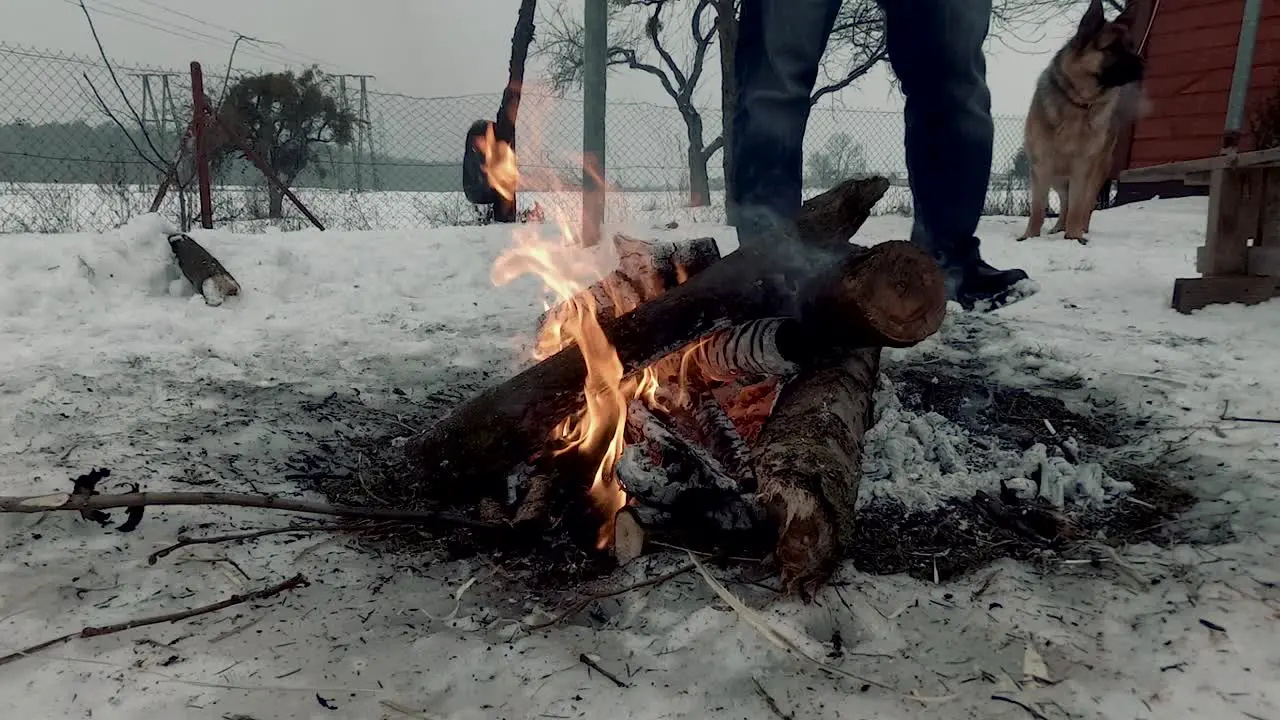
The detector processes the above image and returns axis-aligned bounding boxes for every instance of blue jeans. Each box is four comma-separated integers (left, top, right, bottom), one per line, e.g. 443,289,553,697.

730,0,995,265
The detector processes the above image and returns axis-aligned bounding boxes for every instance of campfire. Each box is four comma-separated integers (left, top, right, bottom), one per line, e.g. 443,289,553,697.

413,129,951,595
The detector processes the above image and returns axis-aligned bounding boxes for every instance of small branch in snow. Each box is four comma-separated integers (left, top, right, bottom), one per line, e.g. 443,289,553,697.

578,653,629,688
0,490,503,531
522,562,695,632
1220,400,1280,425
148,522,369,565
753,677,795,720
0,573,309,667
990,695,1050,720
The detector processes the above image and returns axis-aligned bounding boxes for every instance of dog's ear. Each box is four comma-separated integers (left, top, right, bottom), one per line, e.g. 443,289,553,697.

1077,0,1107,38
1113,0,1139,28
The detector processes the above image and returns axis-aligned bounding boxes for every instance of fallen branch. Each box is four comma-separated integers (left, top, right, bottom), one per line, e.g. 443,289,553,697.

0,490,502,531
579,653,629,688
147,522,367,565
0,573,309,668
991,695,1050,720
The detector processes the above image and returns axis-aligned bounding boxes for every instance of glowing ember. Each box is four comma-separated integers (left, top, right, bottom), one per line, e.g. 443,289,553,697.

481,133,660,549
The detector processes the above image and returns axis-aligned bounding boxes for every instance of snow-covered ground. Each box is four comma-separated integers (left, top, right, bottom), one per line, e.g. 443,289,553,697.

1,198,1277,719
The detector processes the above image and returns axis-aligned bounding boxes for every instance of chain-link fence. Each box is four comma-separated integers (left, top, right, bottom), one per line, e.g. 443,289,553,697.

0,42,1032,234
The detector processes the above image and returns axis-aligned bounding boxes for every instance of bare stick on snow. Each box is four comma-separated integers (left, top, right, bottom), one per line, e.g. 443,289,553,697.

0,490,502,531
147,522,368,565
0,573,309,668
523,562,696,632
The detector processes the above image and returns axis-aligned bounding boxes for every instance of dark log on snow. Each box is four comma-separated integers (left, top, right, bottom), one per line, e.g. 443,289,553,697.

752,347,882,598
168,233,240,306
406,237,941,503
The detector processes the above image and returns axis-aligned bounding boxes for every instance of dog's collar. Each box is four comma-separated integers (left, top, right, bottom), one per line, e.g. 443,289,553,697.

1048,66,1101,111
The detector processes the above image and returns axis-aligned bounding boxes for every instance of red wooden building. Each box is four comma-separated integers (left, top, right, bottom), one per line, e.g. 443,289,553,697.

1113,0,1280,312
1114,0,1280,202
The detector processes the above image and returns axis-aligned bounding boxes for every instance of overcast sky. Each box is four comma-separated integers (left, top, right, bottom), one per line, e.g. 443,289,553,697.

3,0,1077,116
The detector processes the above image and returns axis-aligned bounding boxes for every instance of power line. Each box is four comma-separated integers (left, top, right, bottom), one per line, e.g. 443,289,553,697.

129,0,336,70
54,0,312,70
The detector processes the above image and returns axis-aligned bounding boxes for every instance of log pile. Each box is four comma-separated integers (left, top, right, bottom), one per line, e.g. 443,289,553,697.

402,176,948,595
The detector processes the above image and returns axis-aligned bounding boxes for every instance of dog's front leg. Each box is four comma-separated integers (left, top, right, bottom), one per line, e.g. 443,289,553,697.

1064,169,1094,244
1048,180,1068,234
1018,171,1051,241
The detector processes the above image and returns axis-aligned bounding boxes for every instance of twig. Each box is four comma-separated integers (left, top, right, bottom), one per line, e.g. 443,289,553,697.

991,694,1050,720
1220,400,1280,425
578,653,628,688
0,574,309,667
148,522,364,565
753,677,795,720
0,490,502,531
80,73,166,174
523,563,695,632
688,554,894,691
971,569,1001,602
76,0,166,164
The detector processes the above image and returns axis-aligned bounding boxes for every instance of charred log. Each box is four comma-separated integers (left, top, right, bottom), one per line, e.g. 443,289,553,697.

752,347,881,598
538,235,721,336
167,233,240,306
795,176,891,250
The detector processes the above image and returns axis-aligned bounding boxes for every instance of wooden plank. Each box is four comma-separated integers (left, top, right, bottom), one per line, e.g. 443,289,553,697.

1121,147,1280,182
1259,168,1280,248
1200,168,1251,276
1171,276,1280,314
1248,246,1280,275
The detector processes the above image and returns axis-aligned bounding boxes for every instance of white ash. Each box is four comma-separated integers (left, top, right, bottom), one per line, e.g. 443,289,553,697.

858,375,1134,511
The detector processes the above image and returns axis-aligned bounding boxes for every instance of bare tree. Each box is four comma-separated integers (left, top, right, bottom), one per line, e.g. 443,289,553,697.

539,0,1083,215
807,133,867,188
540,0,721,206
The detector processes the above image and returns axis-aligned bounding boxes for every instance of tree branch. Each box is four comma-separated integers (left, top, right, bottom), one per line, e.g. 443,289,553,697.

644,2,692,99
0,489,503,531
76,0,167,167
0,574,310,668
810,46,888,107
702,133,725,161
610,47,683,103
684,0,719,96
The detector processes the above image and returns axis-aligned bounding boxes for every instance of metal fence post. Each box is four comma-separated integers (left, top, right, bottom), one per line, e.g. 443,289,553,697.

189,61,215,230
582,0,607,246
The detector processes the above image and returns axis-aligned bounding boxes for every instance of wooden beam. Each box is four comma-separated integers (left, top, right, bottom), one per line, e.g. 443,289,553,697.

1120,147,1280,183
1171,276,1280,314
1199,168,1251,276
1247,246,1280,276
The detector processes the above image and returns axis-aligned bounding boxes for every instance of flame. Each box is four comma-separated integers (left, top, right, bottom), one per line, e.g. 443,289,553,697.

474,123,519,201
483,133,654,550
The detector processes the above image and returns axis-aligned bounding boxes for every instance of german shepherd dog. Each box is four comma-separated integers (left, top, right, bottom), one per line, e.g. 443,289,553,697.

1018,0,1146,245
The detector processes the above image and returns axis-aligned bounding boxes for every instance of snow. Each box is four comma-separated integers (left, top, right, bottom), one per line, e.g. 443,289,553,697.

2,197,1279,719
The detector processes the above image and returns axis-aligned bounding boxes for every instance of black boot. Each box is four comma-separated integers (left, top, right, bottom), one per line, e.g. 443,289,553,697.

950,255,1033,312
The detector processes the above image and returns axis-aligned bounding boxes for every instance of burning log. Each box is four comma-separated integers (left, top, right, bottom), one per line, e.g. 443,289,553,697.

693,395,755,490
167,233,240,306
752,347,881,597
537,234,721,334
405,236,943,503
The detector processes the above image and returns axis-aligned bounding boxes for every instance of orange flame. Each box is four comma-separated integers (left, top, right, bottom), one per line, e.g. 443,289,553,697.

482,133,651,550
474,124,519,201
